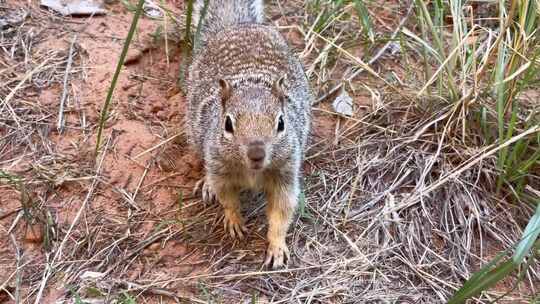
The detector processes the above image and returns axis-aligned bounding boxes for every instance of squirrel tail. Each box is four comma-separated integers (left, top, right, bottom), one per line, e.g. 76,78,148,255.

192,0,264,50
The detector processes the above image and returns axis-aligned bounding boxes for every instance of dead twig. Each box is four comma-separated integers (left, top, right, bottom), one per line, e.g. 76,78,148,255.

9,234,21,304
57,35,78,133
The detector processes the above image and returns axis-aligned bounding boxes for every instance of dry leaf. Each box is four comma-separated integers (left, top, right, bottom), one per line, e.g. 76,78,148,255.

332,88,354,116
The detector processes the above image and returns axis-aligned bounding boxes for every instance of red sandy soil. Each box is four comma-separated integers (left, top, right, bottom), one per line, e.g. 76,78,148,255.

0,0,204,301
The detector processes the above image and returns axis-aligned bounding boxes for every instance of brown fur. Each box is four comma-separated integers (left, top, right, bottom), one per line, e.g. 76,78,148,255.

187,0,312,268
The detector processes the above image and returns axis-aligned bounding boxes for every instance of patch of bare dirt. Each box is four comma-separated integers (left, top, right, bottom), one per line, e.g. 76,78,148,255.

0,0,206,301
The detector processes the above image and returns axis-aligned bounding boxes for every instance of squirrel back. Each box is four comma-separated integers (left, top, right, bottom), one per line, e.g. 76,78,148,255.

192,0,264,51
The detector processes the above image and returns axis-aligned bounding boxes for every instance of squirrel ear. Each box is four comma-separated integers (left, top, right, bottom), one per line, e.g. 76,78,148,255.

272,76,286,101
219,79,232,107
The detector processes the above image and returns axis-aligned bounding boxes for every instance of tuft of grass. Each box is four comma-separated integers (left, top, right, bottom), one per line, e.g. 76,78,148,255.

416,0,540,301
412,0,539,201
493,0,539,200
0,170,48,246
1,171,33,234
414,0,458,99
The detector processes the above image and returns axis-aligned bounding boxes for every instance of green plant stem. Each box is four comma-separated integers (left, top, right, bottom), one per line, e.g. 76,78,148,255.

95,0,146,156
177,0,194,89
414,0,459,99
193,0,210,51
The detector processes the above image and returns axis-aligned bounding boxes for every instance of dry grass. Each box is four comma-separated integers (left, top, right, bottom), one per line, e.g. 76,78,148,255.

0,0,539,303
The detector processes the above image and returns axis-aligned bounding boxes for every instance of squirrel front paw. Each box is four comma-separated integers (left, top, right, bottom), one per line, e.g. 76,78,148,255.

223,209,247,239
193,178,217,203
264,242,290,269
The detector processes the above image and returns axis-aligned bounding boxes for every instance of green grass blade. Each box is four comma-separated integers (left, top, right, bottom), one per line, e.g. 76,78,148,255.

185,0,193,43
193,0,210,51
501,102,520,166
514,203,540,263
451,249,509,294
479,106,491,143
120,0,137,12
177,0,194,89
297,190,313,220
492,245,540,303
401,28,440,60
517,144,540,173
449,202,540,303
519,0,538,34
95,0,146,155
413,3,430,82
448,259,515,304
352,0,375,43
494,31,508,184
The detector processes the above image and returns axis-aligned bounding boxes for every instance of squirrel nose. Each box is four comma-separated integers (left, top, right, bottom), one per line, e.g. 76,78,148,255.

247,141,266,163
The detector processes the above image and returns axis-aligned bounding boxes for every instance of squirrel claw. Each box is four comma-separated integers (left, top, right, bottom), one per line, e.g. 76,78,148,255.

264,243,290,269
193,178,217,203
223,211,247,239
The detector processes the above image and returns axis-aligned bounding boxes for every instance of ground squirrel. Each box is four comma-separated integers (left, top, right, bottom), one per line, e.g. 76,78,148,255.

187,0,312,268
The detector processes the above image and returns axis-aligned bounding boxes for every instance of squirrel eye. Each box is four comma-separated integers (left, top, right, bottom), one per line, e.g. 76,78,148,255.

277,115,285,133
224,115,234,134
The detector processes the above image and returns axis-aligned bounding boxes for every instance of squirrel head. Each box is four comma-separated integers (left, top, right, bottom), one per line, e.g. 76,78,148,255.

217,77,292,171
